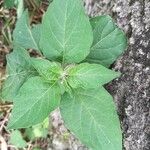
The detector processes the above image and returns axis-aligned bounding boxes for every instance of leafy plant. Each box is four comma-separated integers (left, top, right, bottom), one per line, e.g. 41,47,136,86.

24,117,49,140
1,0,127,149
8,118,49,149
9,130,27,148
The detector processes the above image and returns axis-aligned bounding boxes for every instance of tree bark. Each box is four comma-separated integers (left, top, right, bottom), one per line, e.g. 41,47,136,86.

85,0,150,150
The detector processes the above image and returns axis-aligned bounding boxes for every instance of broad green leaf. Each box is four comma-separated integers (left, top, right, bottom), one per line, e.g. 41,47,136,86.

86,15,127,67
40,0,93,63
30,57,62,82
67,63,120,89
8,76,60,129
60,87,122,150
13,10,40,51
1,46,36,101
9,130,27,148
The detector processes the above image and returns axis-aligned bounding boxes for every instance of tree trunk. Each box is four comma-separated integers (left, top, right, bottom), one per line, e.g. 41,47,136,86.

50,1,150,150
85,0,150,150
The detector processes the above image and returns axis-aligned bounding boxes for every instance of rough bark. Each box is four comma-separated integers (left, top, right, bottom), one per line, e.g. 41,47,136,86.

85,0,150,150
50,0,150,150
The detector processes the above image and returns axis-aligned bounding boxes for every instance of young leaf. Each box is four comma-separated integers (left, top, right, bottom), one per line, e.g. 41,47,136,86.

86,15,127,67
13,10,40,51
67,63,120,89
8,77,61,129
40,0,93,63
31,57,62,82
1,46,36,102
9,130,27,148
25,118,49,140
60,87,122,150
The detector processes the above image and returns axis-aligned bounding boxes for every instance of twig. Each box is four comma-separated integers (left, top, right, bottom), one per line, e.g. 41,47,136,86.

0,103,13,112
0,135,7,150
27,141,33,150
7,144,19,150
0,107,12,133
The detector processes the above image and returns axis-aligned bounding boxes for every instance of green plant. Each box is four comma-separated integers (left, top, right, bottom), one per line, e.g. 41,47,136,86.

1,0,127,149
8,118,49,149
3,0,17,8
9,130,27,148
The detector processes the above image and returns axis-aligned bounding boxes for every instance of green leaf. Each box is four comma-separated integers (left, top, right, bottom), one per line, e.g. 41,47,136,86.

9,130,27,148
1,46,36,102
31,24,41,48
13,10,40,51
40,0,93,63
86,15,127,67
31,57,62,82
60,87,122,150
25,126,48,140
25,118,49,140
4,0,16,8
8,76,61,129
67,63,120,89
